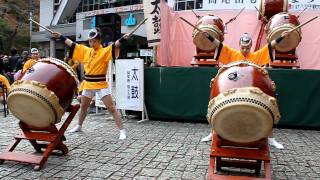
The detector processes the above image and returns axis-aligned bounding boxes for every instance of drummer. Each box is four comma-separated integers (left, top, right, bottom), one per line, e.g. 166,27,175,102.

204,31,290,66
201,32,289,149
52,28,129,140
22,48,40,73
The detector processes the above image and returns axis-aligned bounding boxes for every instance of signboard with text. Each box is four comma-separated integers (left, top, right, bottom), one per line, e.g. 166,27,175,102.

143,0,161,46
116,59,144,111
202,0,259,10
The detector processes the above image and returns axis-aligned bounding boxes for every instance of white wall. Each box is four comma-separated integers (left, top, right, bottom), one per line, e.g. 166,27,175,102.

39,0,54,31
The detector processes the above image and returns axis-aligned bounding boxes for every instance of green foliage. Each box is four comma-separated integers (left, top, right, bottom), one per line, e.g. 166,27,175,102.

0,18,13,52
0,0,30,53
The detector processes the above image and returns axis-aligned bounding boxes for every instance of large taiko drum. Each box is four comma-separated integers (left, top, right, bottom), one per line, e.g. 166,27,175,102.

266,12,301,52
192,15,224,51
259,0,288,20
8,58,79,128
207,61,281,143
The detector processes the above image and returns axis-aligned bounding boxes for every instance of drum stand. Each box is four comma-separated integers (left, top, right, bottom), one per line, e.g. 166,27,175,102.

208,132,271,180
269,50,300,69
191,48,219,67
0,104,80,170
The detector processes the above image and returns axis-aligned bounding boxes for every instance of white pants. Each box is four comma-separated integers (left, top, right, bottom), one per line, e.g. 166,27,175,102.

82,88,111,99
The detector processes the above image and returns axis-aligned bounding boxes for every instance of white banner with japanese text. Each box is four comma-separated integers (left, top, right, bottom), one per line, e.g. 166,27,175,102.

143,0,161,46
202,0,259,10
198,0,320,11
115,59,144,111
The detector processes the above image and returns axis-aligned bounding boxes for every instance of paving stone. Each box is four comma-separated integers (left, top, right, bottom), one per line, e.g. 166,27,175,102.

0,106,320,179
139,168,162,177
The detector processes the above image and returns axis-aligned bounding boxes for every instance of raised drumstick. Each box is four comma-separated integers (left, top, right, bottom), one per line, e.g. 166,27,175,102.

117,18,148,42
254,6,268,23
29,18,54,33
288,16,318,33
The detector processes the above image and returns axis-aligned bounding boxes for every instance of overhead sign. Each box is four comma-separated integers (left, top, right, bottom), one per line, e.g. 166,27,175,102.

288,0,320,11
202,0,259,10
77,4,144,19
125,13,137,26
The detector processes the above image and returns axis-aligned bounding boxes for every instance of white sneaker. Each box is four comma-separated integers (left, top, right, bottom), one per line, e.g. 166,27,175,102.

119,129,127,140
69,124,82,133
201,132,213,142
268,138,284,149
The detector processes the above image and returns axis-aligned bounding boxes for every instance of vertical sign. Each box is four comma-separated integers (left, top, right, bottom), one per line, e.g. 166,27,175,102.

116,59,144,111
143,0,161,46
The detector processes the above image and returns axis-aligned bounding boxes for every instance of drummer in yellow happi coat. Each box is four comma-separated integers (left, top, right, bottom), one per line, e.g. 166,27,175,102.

0,74,10,102
22,48,40,73
202,31,290,66
52,28,129,140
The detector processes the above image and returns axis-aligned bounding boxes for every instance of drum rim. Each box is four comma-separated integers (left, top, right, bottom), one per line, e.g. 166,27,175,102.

39,57,80,86
216,60,263,77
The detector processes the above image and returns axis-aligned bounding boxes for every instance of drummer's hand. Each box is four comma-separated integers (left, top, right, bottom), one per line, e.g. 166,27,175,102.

281,31,289,38
123,33,130,40
51,32,61,39
115,33,131,47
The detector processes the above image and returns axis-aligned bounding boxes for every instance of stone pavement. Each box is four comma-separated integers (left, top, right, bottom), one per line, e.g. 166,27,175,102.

0,107,320,179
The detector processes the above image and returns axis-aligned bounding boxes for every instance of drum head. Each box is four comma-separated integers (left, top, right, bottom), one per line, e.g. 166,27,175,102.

207,87,280,143
193,25,223,51
8,93,55,128
7,80,64,128
213,104,273,143
268,26,301,52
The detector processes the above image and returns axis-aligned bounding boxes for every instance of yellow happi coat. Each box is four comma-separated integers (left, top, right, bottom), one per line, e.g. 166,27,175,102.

72,44,114,90
216,44,272,66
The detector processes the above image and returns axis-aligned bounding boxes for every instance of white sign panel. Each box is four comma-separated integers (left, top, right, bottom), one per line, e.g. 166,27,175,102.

143,0,161,46
116,59,144,111
202,0,259,10
140,49,153,57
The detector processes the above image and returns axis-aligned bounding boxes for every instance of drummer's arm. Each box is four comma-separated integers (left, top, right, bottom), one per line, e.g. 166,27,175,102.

113,33,130,59
270,31,289,48
52,32,75,47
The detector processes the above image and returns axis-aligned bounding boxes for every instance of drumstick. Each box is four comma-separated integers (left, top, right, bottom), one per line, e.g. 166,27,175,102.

180,17,204,33
191,9,201,19
187,4,201,19
254,6,268,23
225,7,245,25
29,18,54,34
297,7,308,18
288,16,318,33
118,18,148,41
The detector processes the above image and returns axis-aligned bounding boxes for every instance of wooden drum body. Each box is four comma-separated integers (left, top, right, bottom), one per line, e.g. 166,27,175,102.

266,12,301,52
192,15,224,51
8,58,79,128
259,0,288,20
207,61,280,143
